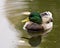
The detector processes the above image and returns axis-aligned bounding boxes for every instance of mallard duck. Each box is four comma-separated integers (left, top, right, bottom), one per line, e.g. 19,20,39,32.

21,11,53,47
22,11,53,36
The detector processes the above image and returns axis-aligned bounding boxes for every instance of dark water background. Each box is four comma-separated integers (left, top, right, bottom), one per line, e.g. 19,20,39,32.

6,0,60,48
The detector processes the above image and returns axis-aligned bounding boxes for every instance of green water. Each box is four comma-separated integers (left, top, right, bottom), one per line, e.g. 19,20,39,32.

6,0,60,48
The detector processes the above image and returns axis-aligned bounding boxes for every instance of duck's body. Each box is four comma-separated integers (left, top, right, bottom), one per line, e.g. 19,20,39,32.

23,11,53,36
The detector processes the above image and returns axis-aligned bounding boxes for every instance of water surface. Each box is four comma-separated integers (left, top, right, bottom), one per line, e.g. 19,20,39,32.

5,0,60,48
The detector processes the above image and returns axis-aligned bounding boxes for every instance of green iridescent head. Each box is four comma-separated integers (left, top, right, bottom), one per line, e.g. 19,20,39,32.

29,12,42,24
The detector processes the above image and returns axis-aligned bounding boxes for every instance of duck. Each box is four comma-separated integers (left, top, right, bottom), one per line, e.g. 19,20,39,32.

21,11,53,47
22,11,53,36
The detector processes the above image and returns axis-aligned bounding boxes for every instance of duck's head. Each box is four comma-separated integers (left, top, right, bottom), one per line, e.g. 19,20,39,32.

22,12,42,24
22,11,53,36
29,12,42,24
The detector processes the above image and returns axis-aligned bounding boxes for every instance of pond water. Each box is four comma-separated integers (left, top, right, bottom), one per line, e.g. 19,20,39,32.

0,0,19,48
5,0,60,48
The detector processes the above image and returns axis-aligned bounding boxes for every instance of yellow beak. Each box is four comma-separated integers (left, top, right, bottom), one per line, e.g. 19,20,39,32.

21,17,29,23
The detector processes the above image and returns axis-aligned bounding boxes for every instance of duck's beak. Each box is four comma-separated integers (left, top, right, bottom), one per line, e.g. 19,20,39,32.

21,17,29,23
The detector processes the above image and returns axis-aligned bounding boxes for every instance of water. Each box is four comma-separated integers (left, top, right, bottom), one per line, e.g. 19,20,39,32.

0,0,31,48
0,0,23,48
4,0,60,48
